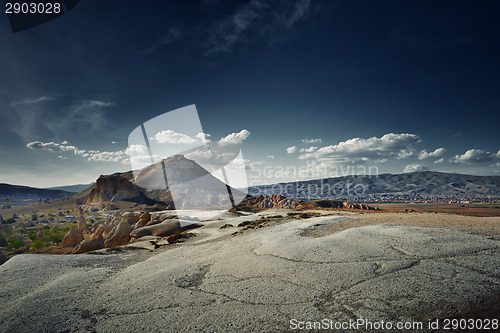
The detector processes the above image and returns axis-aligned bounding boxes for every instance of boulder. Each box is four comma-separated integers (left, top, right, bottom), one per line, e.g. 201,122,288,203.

82,230,91,241
57,211,64,217
12,213,19,219
91,224,108,240
36,231,45,239
61,227,83,247
145,219,162,227
103,220,133,248
130,219,199,238
72,239,102,254
76,219,88,233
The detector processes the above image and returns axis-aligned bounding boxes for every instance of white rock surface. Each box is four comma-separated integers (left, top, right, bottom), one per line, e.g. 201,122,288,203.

0,216,499,332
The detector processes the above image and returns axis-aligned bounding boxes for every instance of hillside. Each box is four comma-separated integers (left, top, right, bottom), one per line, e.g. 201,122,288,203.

45,183,94,193
249,171,500,201
0,183,73,206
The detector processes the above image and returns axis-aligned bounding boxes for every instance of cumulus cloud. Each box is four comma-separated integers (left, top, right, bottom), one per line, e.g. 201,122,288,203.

27,140,128,164
267,155,275,159
286,146,298,154
404,164,428,173
418,148,446,160
150,130,197,144
298,133,420,165
299,146,318,153
219,129,250,145
26,141,78,153
195,132,211,143
301,138,322,144
450,149,496,163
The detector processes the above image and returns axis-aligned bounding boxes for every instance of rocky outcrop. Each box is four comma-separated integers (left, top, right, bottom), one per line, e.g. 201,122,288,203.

130,219,198,238
245,194,297,209
72,239,102,254
85,173,152,204
36,231,45,239
103,220,133,249
61,227,83,247
76,218,88,233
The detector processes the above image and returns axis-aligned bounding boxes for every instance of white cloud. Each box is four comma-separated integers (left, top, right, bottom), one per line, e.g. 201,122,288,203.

434,158,445,164
9,96,54,106
404,164,427,173
299,133,420,164
301,138,322,144
418,148,446,160
151,130,197,144
87,151,128,163
195,132,211,143
26,141,78,153
299,146,318,153
286,146,298,154
267,155,275,159
27,140,129,164
219,129,250,145
450,149,495,163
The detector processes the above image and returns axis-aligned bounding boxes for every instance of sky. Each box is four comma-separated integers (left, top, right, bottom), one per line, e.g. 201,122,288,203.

1,0,499,188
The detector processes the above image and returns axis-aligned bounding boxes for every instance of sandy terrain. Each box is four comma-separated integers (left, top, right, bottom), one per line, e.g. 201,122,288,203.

0,211,499,332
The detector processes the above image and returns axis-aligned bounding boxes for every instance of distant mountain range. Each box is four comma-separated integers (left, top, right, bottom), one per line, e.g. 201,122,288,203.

0,183,73,202
249,171,500,201
3,168,499,208
45,183,94,193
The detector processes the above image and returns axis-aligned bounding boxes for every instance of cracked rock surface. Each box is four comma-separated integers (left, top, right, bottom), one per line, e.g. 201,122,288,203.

0,215,499,332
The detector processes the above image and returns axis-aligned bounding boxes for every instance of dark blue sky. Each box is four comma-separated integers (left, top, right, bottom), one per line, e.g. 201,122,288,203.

1,0,499,187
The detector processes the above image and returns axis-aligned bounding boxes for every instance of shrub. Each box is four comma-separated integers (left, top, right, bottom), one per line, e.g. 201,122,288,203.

31,238,47,251
7,238,24,249
5,218,15,224
49,234,63,244
0,236,7,247
28,230,37,241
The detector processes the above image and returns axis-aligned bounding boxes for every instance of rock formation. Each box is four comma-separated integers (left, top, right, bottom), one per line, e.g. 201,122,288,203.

61,227,83,247
85,173,151,204
72,239,101,254
76,218,88,233
244,194,297,209
130,219,198,238
103,220,133,248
